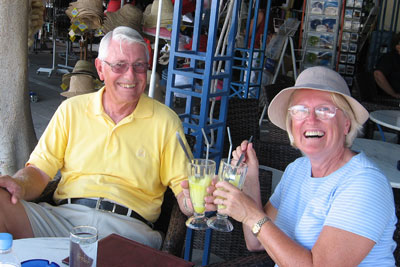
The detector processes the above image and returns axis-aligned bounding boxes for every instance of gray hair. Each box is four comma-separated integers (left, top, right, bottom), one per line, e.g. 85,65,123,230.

285,92,363,148
97,26,149,61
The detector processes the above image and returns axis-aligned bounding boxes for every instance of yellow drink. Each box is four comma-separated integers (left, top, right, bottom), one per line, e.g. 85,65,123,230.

189,175,212,214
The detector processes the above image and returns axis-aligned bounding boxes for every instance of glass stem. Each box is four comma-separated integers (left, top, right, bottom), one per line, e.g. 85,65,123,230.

217,212,228,219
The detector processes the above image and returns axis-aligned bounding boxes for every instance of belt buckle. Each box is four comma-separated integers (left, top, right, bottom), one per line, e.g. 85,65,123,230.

95,197,104,210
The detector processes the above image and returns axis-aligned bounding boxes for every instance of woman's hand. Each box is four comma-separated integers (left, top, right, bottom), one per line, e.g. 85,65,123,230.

232,140,259,190
213,180,264,225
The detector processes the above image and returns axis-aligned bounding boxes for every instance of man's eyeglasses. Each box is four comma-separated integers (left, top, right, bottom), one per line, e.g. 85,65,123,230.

103,61,149,74
288,105,339,120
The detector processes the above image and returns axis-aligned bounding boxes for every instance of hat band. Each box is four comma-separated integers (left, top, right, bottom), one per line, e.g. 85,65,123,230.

293,82,349,96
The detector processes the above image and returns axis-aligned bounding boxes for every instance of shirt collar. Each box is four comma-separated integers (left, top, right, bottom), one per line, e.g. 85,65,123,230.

88,86,154,119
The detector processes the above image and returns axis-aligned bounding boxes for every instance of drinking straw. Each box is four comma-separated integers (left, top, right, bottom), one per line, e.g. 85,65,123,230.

201,128,210,162
227,127,233,164
176,132,193,162
236,135,253,167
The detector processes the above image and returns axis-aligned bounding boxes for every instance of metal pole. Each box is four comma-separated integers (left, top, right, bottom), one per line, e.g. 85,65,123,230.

148,0,164,98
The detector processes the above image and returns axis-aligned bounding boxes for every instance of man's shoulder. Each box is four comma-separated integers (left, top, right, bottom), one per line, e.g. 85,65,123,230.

148,97,180,120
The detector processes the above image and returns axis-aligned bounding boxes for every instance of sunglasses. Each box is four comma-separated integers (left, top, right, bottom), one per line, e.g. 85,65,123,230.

103,60,149,74
288,104,339,120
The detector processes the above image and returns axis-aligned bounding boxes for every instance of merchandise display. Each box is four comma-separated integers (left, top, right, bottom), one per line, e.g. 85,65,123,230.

301,0,341,69
338,0,365,87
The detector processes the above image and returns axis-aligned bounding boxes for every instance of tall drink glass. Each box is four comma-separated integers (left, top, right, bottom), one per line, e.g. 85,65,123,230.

207,158,248,232
186,159,216,230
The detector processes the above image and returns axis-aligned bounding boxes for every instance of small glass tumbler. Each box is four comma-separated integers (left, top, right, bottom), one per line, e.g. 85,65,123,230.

207,158,248,232
186,159,216,230
70,225,98,267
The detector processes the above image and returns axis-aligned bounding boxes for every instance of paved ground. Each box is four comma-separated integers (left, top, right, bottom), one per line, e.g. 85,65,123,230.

28,43,75,138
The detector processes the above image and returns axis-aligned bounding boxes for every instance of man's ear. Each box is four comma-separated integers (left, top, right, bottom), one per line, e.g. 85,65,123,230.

95,58,104,81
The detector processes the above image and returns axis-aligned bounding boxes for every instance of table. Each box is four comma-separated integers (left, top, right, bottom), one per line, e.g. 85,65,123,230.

13,237,68,265
352,138,400,188
13,234,194,267
369,110,400,141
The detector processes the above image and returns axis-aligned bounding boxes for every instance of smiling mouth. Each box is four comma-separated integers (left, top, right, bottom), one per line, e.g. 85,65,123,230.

304,130,325,138
119,83,136,88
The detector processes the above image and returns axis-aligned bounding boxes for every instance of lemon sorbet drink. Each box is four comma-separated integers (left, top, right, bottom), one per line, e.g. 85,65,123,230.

186,159,216,230
207,158,248,232
189,175,212,213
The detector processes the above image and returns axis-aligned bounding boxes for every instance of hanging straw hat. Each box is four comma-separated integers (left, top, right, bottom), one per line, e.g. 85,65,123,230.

62,60,99,88
143,0,173,29
61,74,96,98
103,4,143,33
267,66,369,131
65,0,104,30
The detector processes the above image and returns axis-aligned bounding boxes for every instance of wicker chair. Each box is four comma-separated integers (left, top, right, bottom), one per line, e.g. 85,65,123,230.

188,169,276,265
34,134,197,257
260,120,290,145
253,140,302,171
222,98,261,156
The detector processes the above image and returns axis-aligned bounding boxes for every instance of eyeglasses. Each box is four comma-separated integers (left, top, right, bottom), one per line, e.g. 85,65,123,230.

288,105,339,120
103,60,149,74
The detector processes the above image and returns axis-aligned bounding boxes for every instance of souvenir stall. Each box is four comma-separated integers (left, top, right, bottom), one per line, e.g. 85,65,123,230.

299,0,379,87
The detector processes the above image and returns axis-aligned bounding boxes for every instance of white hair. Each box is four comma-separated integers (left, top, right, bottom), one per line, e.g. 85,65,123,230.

97,26,149,61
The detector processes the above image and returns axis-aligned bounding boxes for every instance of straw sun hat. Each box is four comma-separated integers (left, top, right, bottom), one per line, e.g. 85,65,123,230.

61,75,96,98
267,66,369,131
61,60,100,98
65,0,104,30
103,4,143,34
143,0,174,29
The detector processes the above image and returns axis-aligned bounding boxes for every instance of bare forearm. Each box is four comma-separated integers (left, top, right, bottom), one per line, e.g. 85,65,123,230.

374,70,400,98
255,221,313,266
13,165,50,200
242,175,265,250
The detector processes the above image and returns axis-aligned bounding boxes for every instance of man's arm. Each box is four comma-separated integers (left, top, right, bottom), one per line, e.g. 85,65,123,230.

0,165,51,203
374,70,400,99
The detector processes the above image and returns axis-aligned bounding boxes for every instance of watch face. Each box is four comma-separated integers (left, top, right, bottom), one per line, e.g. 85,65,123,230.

252,224,260,234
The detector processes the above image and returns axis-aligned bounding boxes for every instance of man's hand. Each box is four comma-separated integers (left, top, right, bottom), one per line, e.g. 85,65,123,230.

0,175,25,204
179,177,218,216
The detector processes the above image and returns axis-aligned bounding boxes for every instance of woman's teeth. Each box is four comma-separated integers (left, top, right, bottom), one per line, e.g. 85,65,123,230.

304,130,324,138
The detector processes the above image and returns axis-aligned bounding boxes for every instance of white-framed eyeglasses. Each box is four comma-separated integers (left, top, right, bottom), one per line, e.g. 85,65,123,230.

103,60,149,74
288,104,339,120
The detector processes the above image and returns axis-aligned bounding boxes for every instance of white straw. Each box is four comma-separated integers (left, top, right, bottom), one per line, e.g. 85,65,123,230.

227,127,232,164
201,128,210,162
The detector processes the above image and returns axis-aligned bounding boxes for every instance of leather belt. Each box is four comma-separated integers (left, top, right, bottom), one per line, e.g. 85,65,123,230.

59,198,153,228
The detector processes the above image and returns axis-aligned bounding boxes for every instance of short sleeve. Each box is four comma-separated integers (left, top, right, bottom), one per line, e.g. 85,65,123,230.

324,169,394,242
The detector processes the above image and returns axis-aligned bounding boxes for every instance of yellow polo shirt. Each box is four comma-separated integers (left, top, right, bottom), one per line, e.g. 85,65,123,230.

27,87,191,222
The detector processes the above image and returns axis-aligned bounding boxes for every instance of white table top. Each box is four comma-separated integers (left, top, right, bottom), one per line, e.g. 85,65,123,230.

262,139,400,189
13,237,69,265
352,138,400,188
369,110,400,131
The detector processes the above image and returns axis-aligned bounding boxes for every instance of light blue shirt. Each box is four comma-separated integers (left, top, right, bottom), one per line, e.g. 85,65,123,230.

269,152,396,266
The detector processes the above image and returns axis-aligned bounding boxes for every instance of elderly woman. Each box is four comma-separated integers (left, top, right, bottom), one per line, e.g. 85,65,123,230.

213,66,396,266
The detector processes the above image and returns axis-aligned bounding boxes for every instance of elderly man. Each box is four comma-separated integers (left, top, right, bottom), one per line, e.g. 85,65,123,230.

0,26,192,249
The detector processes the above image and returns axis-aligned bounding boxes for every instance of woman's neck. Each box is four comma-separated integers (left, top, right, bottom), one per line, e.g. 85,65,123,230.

309,147,356,177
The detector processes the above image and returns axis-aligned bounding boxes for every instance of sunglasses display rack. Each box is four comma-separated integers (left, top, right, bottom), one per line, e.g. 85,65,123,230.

300,0,342,70
337,0,366,87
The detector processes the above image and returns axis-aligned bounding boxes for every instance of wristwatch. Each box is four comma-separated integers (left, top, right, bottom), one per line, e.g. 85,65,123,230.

252,216,271,236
